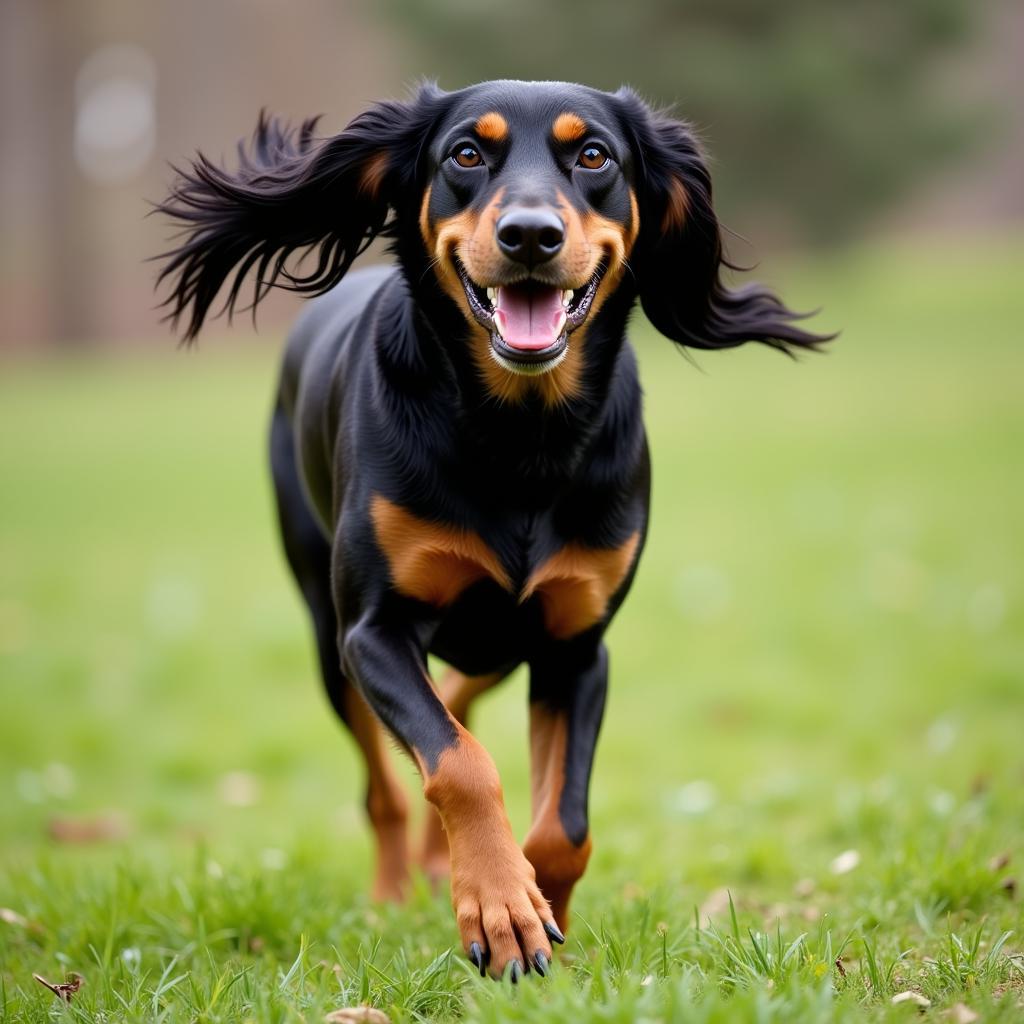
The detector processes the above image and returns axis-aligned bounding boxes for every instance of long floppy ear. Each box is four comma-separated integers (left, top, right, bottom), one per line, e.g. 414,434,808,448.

615,89,832,354
154,84,448,342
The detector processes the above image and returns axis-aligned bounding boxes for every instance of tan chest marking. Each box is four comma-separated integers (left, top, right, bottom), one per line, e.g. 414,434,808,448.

523,532,641,639
371,495,511,607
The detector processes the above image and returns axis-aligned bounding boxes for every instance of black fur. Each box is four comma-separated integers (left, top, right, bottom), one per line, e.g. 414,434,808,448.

155,84,452,340
614,88,829,354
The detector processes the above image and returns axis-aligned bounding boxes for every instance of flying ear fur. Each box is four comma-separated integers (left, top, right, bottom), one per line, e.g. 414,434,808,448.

154,84,448,342
616,88,833,355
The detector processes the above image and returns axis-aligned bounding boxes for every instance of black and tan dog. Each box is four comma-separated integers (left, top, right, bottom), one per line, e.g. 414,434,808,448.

156,80,829,981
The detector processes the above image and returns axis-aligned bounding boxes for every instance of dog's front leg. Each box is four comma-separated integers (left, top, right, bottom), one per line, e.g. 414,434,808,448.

523,641,608,933
342,618,560,980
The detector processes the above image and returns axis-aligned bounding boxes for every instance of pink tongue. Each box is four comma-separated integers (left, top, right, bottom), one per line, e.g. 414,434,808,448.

493,285,565,350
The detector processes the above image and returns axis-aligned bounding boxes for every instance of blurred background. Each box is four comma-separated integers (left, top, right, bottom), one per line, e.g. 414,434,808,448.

1,0,1022,347
1,0,1022,927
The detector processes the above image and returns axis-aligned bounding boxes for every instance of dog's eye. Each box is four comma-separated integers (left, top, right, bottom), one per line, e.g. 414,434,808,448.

452,145,483,169
577,145,609,170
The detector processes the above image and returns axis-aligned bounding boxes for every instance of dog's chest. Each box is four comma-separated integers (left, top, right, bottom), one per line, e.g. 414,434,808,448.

370,495,638,640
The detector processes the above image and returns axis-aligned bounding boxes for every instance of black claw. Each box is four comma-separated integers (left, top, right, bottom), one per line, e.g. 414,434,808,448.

544,921,565,945
509,960,523,984
533,950,548,977
469,942,483,973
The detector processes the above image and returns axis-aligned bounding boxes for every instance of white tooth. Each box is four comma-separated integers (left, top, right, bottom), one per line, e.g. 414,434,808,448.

486,288,497,303
562,289,573,306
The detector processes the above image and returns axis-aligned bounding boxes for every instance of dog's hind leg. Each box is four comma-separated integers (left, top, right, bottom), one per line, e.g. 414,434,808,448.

270,404,410,901
418,666,506,883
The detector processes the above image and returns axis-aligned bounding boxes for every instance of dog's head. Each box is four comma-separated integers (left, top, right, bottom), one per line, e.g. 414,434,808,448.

156,81,829,399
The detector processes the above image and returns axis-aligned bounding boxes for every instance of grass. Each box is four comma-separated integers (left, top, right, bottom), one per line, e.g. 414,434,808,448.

1,233,1023,1021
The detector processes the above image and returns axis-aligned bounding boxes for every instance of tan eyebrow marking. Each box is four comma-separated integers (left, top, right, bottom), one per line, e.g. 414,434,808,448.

474,112,508,142
552,112,587,144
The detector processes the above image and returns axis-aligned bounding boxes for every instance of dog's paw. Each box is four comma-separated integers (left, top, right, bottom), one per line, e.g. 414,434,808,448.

450,845,563,980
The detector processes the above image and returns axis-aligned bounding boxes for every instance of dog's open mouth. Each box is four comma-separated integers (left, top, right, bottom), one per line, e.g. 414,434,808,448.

455,260,605,376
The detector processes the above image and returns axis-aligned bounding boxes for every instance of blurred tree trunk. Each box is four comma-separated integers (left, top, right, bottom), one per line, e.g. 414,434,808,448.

41,1,98,345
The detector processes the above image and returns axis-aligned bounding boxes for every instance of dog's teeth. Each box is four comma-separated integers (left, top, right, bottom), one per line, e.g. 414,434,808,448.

562,289,573,306
486,288,497,304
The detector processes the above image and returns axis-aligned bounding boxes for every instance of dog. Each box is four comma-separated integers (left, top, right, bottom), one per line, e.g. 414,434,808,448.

155,80,829,981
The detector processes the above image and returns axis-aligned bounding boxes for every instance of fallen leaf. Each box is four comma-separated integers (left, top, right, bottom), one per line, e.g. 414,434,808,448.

1,907,44,936
989,852,1011,872
33,972,83,1003
835,957,847,978
947,1003,979,1024
47,813,128,844
891,990,930,1008
325,1009,390,1024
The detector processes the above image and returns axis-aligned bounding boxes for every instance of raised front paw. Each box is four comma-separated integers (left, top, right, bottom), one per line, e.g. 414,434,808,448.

450,846,564,981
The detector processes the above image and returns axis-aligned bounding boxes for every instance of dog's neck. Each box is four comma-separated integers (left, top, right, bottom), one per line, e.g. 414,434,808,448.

375,268,641,500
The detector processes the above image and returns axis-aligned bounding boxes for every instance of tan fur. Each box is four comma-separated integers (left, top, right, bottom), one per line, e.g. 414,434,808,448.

358,151,390,199
419,667,505,881
421,723,554,976
342,685,410,901
524,531,641,639
552,112,587,144
370,495,511,607
662,176,688,234
475,111,509,142
522,705,592,930
419,176,641,409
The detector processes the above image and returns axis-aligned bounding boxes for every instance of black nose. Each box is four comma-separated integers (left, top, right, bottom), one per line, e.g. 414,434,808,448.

495,207,565,267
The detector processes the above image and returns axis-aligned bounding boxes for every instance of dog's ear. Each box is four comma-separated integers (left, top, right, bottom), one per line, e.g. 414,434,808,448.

615,89,831,354
154,83,449,342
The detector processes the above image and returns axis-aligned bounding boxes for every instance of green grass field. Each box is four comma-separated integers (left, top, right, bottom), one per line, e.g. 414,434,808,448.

2,236,1022,1021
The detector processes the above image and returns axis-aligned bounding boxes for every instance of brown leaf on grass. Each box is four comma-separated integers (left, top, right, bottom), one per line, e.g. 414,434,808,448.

989,852,1011,872
1,907,44,936
47,813,128,844
835,957,847,978
946,1003,980,1024
33,972,83,1003
324,1009,390,1024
